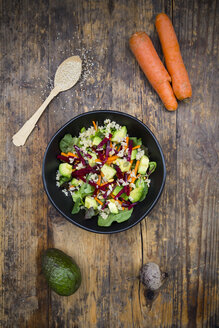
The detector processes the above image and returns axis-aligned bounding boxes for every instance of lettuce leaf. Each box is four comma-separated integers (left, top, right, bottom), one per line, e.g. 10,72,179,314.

59,176,71,186
71,198,81,214
148,162,157,175
98,209,133,227
129,137,142,147
139,183,148,202
71,183,95,214
59,134,78,153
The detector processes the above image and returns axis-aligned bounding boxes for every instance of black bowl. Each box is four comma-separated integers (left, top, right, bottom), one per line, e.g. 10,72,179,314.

42,110,166,234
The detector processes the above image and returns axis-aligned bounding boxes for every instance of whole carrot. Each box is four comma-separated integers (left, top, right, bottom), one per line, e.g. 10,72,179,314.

155,13,192,100
129,32,178,111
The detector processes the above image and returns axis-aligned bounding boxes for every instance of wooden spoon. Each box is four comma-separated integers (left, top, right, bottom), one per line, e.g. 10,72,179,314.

12,56,82,146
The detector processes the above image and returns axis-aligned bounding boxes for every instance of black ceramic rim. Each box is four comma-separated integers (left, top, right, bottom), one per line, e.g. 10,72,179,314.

42,110,166,234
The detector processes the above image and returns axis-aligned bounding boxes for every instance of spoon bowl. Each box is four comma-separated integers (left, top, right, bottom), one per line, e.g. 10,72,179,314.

12,56,82,146
54,56,82,91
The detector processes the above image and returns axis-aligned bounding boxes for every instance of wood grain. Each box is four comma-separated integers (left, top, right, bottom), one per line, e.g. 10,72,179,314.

0,0,218,327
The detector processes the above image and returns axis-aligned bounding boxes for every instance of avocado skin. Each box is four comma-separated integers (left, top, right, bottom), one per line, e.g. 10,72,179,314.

42,248,81,296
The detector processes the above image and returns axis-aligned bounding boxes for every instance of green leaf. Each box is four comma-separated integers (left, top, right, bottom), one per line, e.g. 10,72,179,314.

59,176,71,186
59,134,78,153
98,209,133,227
130,137,142,147
72,183,95,203
148,162,157,175
139,183,148,202
72,198,81,214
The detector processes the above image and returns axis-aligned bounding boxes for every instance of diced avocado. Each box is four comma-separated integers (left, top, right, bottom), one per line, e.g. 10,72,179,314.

71,178,82,187
85,196,98,210
88,152,97,167
116,159,131,172
138,155,149,175
101,164,116,181
92,136,102,146
129,186,144,202
112,186,129,200
108,199,119,214
112,126,127,142
80,127,86,133
59,163,72,178
112,186,123,196
131,149,138,160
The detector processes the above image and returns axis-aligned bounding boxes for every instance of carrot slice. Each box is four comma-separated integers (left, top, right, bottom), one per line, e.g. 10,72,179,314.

97,175,101,186
106,155,118,162
129,31,178,111
92,121,97,131
125,137,129,149
67,152,77,157
134,160,140,175
61,152,68,157
155,13,192,100
132,145,140,150
131,173,141,184
95,197,103,206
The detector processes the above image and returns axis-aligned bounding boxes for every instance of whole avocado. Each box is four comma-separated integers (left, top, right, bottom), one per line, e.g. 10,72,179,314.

42,248,81,296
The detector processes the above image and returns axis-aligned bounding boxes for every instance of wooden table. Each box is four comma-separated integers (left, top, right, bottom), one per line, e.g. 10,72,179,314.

0,0,218,327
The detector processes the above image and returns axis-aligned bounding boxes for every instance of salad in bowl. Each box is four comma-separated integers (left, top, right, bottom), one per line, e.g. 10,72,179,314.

56,119,157,227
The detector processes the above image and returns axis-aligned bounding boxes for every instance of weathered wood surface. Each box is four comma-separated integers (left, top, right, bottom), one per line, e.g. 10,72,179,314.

0,0,218,327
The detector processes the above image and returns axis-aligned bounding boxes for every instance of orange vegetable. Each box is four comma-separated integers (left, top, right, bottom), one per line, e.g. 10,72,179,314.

95,197,103,206
97,175,101,186
92,121,97,130
155,13,192,100
132,145,140,150
125,137,129,149
67,152,77,157
131,173,140,184
106,155,118,163
134,160,140,175
61,152,68,157
129,32,178,111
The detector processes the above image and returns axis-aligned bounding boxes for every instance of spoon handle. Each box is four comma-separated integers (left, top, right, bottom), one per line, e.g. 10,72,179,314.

12,87,60,146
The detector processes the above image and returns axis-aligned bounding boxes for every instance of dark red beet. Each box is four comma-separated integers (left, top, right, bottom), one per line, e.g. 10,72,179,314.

96,137,108,149
114,165,123,179
57,155,70,163
74,145,86,166
127,139,133,162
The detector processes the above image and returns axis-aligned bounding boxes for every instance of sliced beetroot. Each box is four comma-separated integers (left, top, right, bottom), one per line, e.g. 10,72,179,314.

95,149,105,161
127,139,133,162
114,165,123,179
88,181,98,188
98,181,114,191
72,166,93,177
114,186,126,199
97,137,108,149
103,191,110,199
74,145,86,166
103,140,111,163
128,202,138,210
124,185,130,196
102,201,109,209
57,155,70,163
